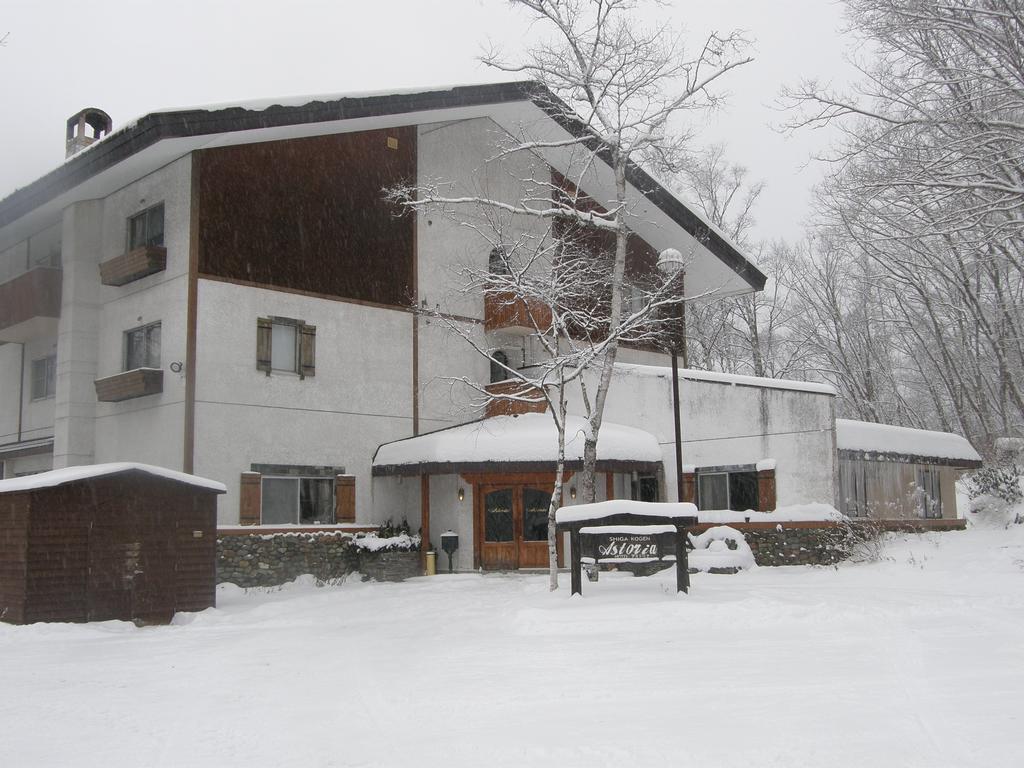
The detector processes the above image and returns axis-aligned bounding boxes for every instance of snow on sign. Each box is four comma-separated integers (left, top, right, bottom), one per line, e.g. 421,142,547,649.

556,502,698,596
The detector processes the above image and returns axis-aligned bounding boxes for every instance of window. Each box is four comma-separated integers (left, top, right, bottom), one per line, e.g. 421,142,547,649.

124,322,161,370
488,246,510,275
917,466,943,519
631,473,659,503
128,203,165,250
261,476,335,525
272,323,297,372
696,469,759,511
257,317,316,378
31,354,56,400
490,350,510,383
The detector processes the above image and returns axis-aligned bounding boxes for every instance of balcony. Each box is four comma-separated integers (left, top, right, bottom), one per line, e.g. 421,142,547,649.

484,380,548,418
99,245,167,286
484,291,552,335
0,267,62,343
94,368,163,402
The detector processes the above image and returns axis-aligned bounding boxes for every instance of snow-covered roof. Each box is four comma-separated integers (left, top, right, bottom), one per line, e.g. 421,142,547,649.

556,499,698,524
373,413,662,475
0,462,227,494
836,419,982,466
616,363,836,396
0,82,764,297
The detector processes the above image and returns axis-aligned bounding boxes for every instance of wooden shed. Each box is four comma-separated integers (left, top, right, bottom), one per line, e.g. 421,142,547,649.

0,463,225,625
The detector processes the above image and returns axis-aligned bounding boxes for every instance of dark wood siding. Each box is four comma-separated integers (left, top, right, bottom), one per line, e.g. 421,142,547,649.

197,127,416,306
0,494,30,624
1,472,219,625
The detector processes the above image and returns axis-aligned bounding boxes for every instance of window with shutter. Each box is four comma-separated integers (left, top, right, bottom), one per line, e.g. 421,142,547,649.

257,316,316,378
256,318,272,373
299,324,316,379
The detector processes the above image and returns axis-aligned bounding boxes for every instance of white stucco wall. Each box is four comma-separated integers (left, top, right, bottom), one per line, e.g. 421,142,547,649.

570,366,838,508
0,334,57,449
193,279,416,524
90,155,192,470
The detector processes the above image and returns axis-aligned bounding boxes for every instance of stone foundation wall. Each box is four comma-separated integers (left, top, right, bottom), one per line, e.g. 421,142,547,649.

692,519,955,567
217,532,423,587
358,551,425,583
741,525,847,567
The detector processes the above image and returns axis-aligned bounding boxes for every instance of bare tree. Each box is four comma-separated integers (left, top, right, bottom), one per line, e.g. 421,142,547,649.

676,144,810,379
396,203,691,590
781,0,1024,452
389,1,752,586
396,0,752,505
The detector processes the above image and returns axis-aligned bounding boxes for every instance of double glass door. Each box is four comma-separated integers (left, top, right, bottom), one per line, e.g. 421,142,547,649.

477,480,557,570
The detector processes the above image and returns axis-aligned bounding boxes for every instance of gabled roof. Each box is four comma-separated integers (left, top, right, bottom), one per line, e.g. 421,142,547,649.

0,81,765,291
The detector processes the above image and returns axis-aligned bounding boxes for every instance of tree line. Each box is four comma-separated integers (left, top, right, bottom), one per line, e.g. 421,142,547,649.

684,0,1024,458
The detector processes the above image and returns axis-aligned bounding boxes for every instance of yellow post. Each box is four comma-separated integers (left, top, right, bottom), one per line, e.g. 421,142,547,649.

425,550,437,576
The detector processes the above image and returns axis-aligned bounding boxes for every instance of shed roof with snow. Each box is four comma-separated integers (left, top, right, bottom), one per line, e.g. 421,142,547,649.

372,413,662,476
835,419,982,468
0,461,227,495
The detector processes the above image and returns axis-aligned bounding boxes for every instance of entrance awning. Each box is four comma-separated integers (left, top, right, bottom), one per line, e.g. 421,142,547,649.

372,413,662,477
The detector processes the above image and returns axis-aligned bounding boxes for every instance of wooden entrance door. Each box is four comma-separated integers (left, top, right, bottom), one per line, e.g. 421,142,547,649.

475,475,561,570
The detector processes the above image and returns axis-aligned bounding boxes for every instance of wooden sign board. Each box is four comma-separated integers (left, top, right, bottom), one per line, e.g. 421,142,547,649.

557,514,698,596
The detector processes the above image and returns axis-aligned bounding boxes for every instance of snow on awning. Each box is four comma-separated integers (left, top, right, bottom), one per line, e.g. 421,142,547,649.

372,413,662,476
617,362,837,396
0,462,227,494
836,419,982,468
556,499,697,524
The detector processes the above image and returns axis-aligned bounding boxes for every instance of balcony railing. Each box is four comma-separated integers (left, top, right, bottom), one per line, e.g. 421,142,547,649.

99,245,167,286
484,380,548,418
0,267,62,343
484,291,552,335
94,368,164,402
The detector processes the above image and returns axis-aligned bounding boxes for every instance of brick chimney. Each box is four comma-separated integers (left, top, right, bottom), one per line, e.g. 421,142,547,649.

66,108,112,158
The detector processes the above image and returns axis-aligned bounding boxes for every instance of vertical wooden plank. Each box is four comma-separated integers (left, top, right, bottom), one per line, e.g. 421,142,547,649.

675,527,690,594
570,528,582,596
334,475,355,523
420,474,430,557
681,471,697,504
239,472,261,526
183,152,200,474
605,472,614,501
411,128,420,437
757,469,776,512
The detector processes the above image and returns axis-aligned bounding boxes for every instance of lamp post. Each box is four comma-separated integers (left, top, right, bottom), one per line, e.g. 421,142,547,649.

657,248,686,503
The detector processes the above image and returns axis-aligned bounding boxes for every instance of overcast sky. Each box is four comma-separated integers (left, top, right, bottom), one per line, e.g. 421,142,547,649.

0,0,854,244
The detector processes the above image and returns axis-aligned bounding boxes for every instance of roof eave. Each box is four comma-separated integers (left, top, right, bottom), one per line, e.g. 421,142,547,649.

0,80,764,289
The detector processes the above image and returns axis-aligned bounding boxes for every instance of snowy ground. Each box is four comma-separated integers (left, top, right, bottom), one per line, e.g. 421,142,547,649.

2,525,1023,767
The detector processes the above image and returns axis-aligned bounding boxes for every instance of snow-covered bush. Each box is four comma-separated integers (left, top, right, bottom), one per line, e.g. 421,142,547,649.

353,519,423,553
687,526,756,573
351,532,421,554
832,518,889,563
964,465,1023,526
964,465,1023,506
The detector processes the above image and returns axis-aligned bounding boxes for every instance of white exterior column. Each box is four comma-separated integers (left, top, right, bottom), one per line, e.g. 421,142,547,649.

52,199,103,468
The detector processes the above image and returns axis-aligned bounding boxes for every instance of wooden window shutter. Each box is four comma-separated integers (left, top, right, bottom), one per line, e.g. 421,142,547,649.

239,472,262,525
757,468,776,512
256,318,272,374
299,323,316,379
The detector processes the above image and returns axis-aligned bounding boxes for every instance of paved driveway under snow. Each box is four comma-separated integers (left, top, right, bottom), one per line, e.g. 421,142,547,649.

2,527,1023,767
